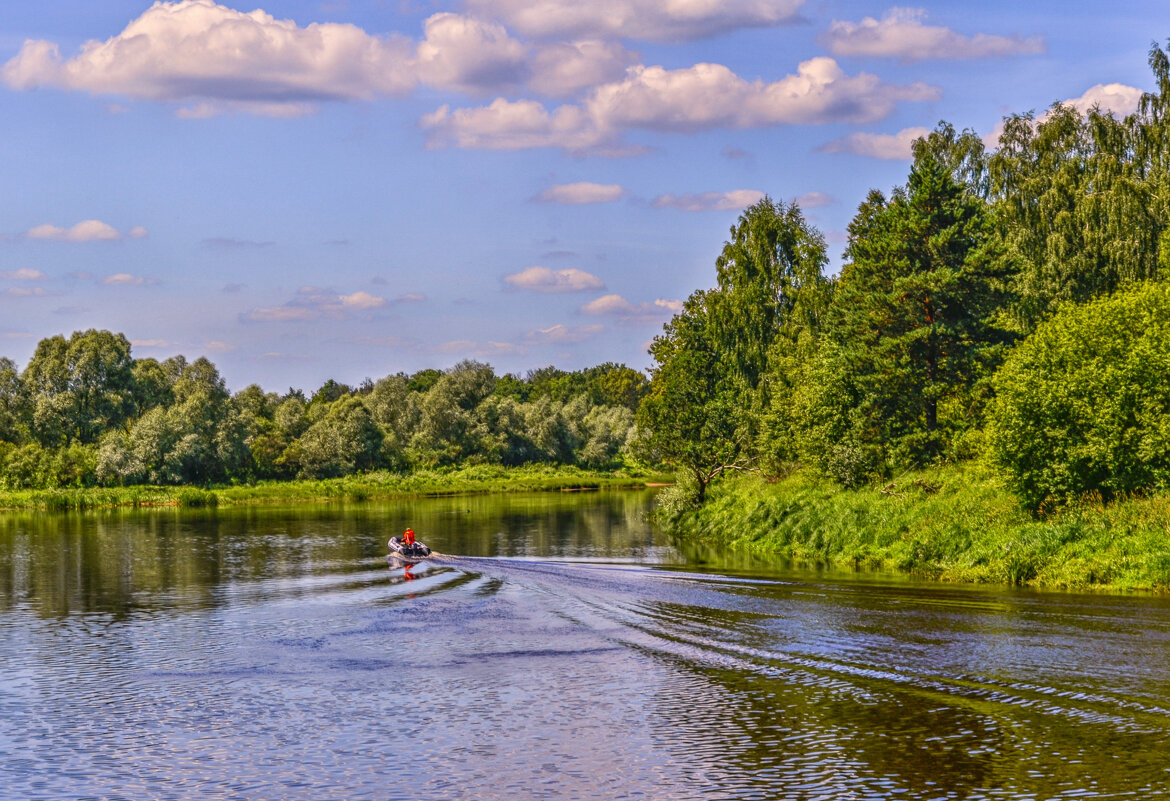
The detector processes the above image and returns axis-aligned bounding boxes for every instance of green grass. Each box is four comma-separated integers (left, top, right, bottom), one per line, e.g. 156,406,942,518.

0,464,668,512
667,464,1170,591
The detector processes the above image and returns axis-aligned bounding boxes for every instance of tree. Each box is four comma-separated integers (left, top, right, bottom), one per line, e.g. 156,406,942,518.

823,156,1013,468
988,280,1170,511
23,330,136,445
712,196,830,389
0,357,27,444
637,289,751,502
290,396,384,479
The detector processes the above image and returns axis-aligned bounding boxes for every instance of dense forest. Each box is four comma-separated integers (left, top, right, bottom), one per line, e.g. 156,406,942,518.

8,44,1170,514
0,341,647,489
640,43,1170,513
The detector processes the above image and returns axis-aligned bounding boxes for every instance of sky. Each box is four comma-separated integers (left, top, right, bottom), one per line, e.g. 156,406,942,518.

0,1,1164,393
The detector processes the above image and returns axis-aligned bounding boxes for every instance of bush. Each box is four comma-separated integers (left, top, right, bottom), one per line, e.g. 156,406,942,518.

987,280,1170,510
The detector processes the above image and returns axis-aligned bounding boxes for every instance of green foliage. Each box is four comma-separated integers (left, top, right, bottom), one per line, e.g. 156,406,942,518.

822,156,1013,469
666,466,1170,590
23,329,136,445
987,280,1170,510
640,197,829,499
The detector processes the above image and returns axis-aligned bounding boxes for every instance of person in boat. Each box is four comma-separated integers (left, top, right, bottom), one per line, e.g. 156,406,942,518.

402,528,417,549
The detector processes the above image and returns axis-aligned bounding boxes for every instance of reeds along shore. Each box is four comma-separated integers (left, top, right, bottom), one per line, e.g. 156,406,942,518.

662,464,1170,591
0,465,667,512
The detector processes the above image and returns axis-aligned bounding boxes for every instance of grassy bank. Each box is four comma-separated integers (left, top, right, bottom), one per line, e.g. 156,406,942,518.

666,464,1170,591
0,464,668,512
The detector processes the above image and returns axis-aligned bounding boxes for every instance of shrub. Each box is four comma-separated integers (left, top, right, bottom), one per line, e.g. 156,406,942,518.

987,280,1170,510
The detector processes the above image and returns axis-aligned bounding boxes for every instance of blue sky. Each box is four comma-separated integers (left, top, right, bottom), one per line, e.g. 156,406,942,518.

0,1,1163,392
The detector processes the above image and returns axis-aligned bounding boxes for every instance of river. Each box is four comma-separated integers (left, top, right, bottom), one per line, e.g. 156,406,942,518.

1,490,1168,800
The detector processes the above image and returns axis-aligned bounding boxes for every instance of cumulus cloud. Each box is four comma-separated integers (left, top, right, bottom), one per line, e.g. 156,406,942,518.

652,189,764,211
819,126,931,159
504,266,605,292
423,58,938,152
2,0,416,116
983,83,1144,147
526,40,636,97
0,268,46,280
464,0,805,42
524,323,604,344
1,3,638,113
581,293,681,323
536,182,625,204
795,191,834,207
421,99,613,152
414,13,528,96
820,8,1045,62
1062,83,1144,117
26,220,130,241
103,272,156,286
243,286,388,322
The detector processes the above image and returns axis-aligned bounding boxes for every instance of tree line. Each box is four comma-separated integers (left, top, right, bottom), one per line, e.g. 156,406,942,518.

0,334,648,489
639,43,1170,511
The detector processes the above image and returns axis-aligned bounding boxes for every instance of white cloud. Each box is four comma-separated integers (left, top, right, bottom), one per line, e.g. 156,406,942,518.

526,40,636,97
1062,83,1144,117
423,58,938,152
820,8,1045,62
589,59,937,130
127,226,149,239
421,99,612,152
536,182,625,204
339,290,387,310
414,13,527,96
132,338,170,348
652,189,764,211
0,268,46,280
524,323,604,343
395,292,427,303
27,219,124,241
204,340,238,353
464,0,805,42
581,293,680,323
983,83,1144,147
243,286,387,322
103,272,156,286
795,191,834,207
819,126,931,160
504,266,605,292
2,0,416,116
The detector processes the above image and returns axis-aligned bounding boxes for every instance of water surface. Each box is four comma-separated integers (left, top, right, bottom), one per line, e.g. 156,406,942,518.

1,490,1169,799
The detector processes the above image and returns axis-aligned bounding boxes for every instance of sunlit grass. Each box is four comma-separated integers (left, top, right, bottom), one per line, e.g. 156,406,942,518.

0,464,668,512
668,464,1170,591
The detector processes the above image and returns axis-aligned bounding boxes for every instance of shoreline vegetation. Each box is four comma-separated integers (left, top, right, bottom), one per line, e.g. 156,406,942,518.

0,465,669,512
661,467,1170,592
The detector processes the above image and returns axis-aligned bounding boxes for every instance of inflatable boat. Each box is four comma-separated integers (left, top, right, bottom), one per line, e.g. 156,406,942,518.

388,536,432,560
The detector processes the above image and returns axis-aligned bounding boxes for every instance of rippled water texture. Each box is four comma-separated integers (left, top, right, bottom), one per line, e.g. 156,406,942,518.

2,491,1170,799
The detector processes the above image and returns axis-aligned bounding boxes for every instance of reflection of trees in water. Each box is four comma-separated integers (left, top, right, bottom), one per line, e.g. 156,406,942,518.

0,490,660,617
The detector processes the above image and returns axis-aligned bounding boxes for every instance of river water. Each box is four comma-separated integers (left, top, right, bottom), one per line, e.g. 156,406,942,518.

1,490,1169,800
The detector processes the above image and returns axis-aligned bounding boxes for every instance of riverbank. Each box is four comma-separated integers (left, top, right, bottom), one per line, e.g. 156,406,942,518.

0,464,669,512
666,465,1170,590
